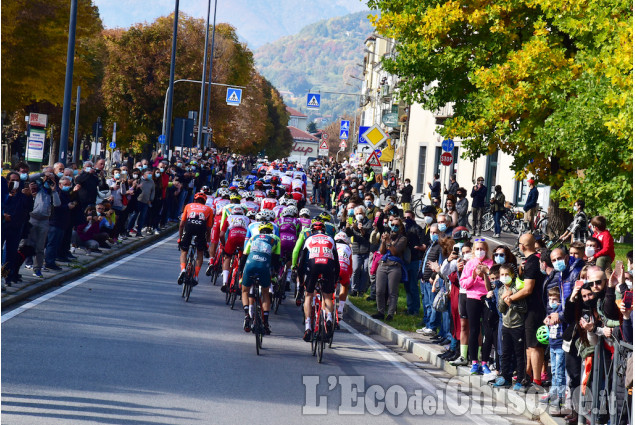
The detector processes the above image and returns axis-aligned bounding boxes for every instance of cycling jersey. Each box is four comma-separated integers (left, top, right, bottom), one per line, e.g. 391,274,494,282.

261,197,278,211
302,233,339,293
220,203,247,229
214,198,231,215
291,191,304,204
221,214,250,255
336,241,353,286
242,234,281,288
245,221,280,246
298,217,312,229
179,203,214,251
291,223,337,267
272,204,286,219
276,216,300,259
241,200,260,214
252,190,265,202
204,196,216,210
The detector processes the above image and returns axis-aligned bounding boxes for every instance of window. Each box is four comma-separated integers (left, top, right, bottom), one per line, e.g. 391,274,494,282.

416,146,427,193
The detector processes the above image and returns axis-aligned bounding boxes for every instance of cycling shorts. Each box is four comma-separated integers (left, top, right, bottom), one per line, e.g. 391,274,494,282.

223,227,247,256
305,259,337,294
279,233,297,258
211,215,223,243
241,261,271,288
338,267,351,286
458,293,468,319
179,222,208,251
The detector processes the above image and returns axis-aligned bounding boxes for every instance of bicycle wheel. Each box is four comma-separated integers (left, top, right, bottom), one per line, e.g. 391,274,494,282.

254,296,262,355
482,212,494,232
225,287,231,305
230,271,240,309
184,280,192,302
413,200,423,219
311,306,318,356
317,312,325,363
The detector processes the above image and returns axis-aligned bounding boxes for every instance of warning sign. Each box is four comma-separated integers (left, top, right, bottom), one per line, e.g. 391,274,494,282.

319,140,329,157
365,151,382,173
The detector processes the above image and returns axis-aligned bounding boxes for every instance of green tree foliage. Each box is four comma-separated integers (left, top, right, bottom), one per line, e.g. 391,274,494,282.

368,0,633,236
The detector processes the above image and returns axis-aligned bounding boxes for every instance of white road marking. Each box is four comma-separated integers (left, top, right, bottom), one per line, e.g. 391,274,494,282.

2,235,177,323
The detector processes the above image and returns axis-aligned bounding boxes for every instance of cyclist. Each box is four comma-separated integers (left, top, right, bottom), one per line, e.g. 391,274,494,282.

334,232,353,319
261,189,279,211
178,192,214,285
213,180,229,197
299,221,339,341
277,206,300,291
240,222,281,334
209,189,231,260
298,208,312,229
220,203,250,292
291,186,306,210
246,210,280,242
241,192,260,215
280,170,293,193
200,186,215,209
252,180,266,203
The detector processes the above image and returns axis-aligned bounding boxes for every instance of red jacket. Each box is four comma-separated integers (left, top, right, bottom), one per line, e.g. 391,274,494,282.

592,229,615,262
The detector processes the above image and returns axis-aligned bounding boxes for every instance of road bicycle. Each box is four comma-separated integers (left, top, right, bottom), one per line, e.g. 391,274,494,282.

226,249,242,309
206,243,223,285
309,276,328,363
181,239,197,302
248,275,265,355
411,195,431,219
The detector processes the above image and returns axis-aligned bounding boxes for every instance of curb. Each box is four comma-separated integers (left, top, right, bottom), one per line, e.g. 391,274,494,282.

1,225,178,310
344,300,561,425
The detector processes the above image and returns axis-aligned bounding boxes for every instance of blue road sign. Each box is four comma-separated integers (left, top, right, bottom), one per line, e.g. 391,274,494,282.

109,141,116,149
158,134,166,144
339,130,349,140
375,149,382,158
306,93,320,109
340,120,350,132
358,126,370,144
442,139,454,152
226,88,242,106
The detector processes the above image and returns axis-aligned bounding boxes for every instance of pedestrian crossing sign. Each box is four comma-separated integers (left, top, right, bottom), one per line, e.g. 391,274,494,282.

307,93,321,109
226,88,242,106
339,130,349,140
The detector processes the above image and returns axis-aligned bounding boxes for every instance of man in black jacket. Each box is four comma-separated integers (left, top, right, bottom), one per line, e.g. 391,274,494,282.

470,176,487,236
400,178,413,211
428,173,441,199
417,224,442,335
404,210,425,315
345,205,373,296
75,161,99,210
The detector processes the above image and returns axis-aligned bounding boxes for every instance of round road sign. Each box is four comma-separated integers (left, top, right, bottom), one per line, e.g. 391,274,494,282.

321,133,328,140
440,152,453,166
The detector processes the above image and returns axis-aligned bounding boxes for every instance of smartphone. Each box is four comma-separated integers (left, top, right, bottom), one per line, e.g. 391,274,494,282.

624,291,633,309
575,280,584,288
581,310,594,324
453,246,460,255
10,181,20,191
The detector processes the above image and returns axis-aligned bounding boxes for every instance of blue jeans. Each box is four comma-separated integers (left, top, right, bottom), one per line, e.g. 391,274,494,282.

494,210,503,235
420,280,433,327
136,203,150,233
44,225,65,266
550,346,566,398
177,190,188,217
351,253,369,293
404,260,421,314
440,308,452,339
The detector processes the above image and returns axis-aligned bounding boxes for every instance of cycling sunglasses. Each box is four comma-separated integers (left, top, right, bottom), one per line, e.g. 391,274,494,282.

474,238,486,242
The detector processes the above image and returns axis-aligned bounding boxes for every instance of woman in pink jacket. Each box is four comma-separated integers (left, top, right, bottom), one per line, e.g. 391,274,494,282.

459,239,494,375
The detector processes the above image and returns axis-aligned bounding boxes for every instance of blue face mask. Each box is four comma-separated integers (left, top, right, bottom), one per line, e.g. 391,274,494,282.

549,301,559,310
61,185,71,192
494,254,505,265
438,223,447,232
56,172,64,178
114,173,121,179
431,233,439,242
364,200,373,208
390,224,400,233
554,259,567,272
142,165,147,169
73,170,79,176
20,173,28,180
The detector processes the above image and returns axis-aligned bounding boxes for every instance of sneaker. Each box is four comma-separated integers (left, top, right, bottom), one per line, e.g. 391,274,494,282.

220,284,228,293
154,229,160,235
205,264,213,276
243,316,252,332
481,364,492,375
493,377,511,388
326,319,333,337
33,269,44,278
539,393,554,404
303,329,312,342
177,270,185,285
41,266,49,272
513,383,527,393
469,363,482,375
447,351,461,361
25,265,33,270
529,382,546,393
371,312,385,320
420,328,437,336
450,356,468,367
45,264,62,271
264,323,271,335
385,314,393,321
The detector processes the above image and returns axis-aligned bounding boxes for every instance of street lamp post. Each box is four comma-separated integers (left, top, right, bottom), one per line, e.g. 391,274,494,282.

58,0,78,165
196,0,212,149
164,0,180,155
203,0,219,148
72,85,81,163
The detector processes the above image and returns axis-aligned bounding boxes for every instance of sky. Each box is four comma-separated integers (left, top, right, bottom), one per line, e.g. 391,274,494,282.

93,0,369,48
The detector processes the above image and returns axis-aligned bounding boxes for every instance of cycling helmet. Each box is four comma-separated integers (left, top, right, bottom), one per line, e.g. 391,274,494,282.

311,221,326,233
220,180,229,188
285,199,298,207
285,171,293,177
194,192,207,203
335,232,349,243
262,209,276,222
317,212,333,223
267,189,277,198
271,176,280,185
230,193,242,202
259,222,274,234
536,325,549,345
254,180,264,189
281,206,298,217
452,226,471,241
246,210,257,219
299,208,311,217
228,185,238,193
231,205,244,215
245,192,255,200
237,181,245,190
255,211,266,222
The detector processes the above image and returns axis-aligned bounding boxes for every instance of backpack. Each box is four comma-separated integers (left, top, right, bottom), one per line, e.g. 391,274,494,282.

433,278,449,312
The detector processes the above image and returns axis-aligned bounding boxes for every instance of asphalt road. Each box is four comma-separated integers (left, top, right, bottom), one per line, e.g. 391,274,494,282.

2,204,534,425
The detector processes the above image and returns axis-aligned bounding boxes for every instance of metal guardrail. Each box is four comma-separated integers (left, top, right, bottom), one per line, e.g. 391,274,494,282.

578,337,632,425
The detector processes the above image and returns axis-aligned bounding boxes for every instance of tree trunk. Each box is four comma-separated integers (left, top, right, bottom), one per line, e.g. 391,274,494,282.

546,155,573,238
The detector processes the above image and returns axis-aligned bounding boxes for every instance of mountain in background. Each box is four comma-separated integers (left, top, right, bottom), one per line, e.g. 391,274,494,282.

228,0,368,48
254,11,374,127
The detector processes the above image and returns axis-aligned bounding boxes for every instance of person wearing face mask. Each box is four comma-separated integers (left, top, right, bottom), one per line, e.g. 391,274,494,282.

400,178,413,212
490,185,506,238
589,216,615,272
128,170,155,237
14,161,31,189
382,195,402,218
148,168,166,235
402,210,426,315
549,248,584,307
459,239,494,375
43,177,78,271
539,286,567,410
493,264,528,390
416,224,443,336
470,177,487,236
75,160,99,210
372,217,408,321
363,194,380,220
344,206,372,297
558,199,589,244
436,213,453,237
455,187,469,227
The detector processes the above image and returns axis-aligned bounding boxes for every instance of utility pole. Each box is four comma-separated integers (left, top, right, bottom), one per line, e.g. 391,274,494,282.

58,0,78,165
165,0,180,153
72,86,81,164
203,0,219,148
196,0,212,149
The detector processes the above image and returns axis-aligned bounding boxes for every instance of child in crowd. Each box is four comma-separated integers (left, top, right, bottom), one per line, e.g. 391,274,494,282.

494,264,527,390
541,286,566,410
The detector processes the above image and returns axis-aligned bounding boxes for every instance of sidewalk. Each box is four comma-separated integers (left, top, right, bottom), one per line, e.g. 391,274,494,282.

343,300,565,425
2,224,178,310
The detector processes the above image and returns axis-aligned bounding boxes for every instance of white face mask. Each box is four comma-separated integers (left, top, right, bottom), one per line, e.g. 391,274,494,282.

463,252,472,261
475,249,486,259
585,246,596,257
355,214,364,222
424,216,433,225
626,280,633,289
500,275,512,285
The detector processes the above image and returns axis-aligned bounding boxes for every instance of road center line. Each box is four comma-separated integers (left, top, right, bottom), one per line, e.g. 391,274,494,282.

1,234,177,324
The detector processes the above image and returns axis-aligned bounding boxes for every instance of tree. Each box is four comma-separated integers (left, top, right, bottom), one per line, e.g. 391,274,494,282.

368,0,632,236
306,122,318,133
